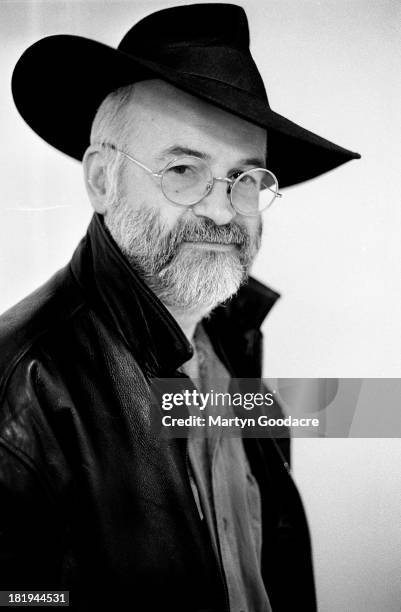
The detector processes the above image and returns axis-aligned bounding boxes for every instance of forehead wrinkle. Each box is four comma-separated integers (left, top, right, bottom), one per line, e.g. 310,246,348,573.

155,145,210,163
155,145,266,171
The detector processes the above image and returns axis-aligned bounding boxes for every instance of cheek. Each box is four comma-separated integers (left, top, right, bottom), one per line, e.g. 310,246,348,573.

123,175,150,212
123,174,165,216
158,204,193,233
240,216,262,239
125,175,189,231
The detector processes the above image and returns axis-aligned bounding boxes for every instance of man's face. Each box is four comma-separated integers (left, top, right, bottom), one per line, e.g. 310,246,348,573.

103,80,266,313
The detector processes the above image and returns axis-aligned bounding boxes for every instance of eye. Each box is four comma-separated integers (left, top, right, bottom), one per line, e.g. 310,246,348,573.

239,173,257,185
230,170,258,186
230,170,243,181
168,164,196,176
234,172,259,189
163,162,203,192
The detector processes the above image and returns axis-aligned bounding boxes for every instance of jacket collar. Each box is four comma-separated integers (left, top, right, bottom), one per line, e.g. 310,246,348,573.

69,213,279,376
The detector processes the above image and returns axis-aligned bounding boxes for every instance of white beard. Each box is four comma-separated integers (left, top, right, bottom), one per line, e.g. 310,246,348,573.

104,197,261,313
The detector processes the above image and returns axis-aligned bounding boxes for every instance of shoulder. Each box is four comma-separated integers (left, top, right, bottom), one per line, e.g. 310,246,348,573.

0,265,90,491
0,264,85,396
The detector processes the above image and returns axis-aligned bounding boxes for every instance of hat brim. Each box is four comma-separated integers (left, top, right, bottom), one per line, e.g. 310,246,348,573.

12,35,360,188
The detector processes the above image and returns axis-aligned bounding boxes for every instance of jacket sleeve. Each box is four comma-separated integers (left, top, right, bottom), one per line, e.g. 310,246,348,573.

0,441,67,590
0,364,69,591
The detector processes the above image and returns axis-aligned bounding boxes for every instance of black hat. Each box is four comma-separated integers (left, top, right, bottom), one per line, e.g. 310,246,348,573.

11,3,360,188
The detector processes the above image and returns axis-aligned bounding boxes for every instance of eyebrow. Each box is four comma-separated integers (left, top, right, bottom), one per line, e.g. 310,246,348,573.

156,145,266,169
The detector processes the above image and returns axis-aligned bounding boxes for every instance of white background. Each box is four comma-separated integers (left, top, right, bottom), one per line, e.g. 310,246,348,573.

1,1,400,610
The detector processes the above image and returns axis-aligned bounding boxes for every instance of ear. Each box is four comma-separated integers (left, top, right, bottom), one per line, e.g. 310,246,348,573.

82,145,110,214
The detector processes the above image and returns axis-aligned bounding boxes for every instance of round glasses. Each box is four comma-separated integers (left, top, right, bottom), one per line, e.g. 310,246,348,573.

104,144,282,216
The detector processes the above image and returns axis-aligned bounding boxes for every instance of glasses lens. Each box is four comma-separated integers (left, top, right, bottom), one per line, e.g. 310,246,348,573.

232,169,279,215
161,156,212,205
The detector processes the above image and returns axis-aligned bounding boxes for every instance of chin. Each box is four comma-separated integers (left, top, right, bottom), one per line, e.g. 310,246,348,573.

156,249,247,312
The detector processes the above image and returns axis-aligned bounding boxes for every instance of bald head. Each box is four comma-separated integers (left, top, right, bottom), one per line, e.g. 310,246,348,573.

121,80,267,160
90,79,266,166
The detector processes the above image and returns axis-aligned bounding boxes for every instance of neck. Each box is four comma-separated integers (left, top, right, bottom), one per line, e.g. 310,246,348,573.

165,304,212,343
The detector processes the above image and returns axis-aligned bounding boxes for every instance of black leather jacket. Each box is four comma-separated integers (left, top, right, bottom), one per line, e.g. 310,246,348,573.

0,214,316,611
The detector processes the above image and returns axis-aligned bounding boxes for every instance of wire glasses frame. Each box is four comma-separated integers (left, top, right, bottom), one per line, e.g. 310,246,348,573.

101,142,282,216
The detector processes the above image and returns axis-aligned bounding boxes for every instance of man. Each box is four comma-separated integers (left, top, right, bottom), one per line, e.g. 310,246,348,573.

0,4,360,611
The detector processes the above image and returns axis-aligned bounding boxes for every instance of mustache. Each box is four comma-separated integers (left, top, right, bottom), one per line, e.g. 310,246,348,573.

104,200,261,280
151,216,256,272
168,217,250,249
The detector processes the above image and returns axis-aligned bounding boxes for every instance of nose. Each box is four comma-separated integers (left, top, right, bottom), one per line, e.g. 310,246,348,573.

191,179,237,225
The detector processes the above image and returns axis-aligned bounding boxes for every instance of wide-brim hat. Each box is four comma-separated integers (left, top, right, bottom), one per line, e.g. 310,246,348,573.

11,3,360,188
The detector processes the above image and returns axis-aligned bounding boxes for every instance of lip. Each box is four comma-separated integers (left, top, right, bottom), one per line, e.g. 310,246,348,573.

182,241,238,251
